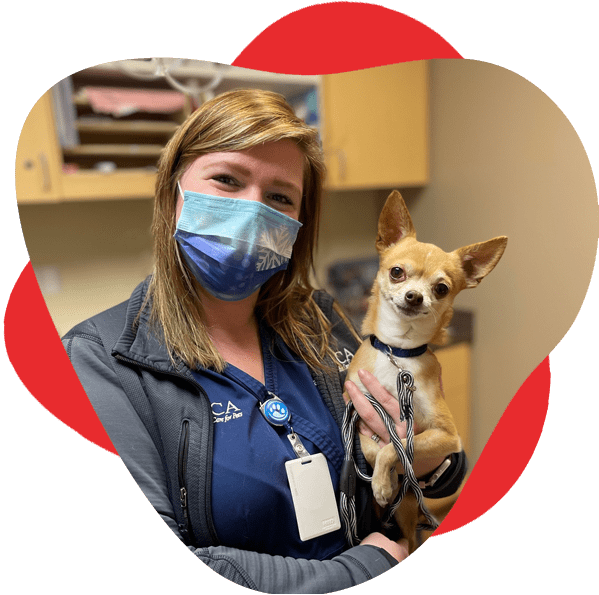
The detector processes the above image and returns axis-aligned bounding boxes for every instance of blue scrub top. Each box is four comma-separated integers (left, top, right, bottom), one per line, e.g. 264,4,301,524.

191,324,347,559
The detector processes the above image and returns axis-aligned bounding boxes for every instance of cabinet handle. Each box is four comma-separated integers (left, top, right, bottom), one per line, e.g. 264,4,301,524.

39,152,51,192
337,149,347,182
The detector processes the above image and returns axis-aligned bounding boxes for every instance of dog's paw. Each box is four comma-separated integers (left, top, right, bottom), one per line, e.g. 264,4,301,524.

372,478,394,507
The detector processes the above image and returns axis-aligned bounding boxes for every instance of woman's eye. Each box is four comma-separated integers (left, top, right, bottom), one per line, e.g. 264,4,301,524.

435,283,450,297
212,175,239,186
268,193,293,206
389,267,405,282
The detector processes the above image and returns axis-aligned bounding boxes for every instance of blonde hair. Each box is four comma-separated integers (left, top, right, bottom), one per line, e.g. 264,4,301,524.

146,88,339,372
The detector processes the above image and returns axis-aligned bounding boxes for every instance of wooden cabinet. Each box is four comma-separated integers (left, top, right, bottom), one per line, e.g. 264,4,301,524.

434,342,471,454
418,342,470,546
16,93,64,203
16,89,169,203
321,61,429,190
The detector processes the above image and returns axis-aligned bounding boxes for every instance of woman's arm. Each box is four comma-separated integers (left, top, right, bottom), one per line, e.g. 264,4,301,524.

63,333,400,593
192,541,401,593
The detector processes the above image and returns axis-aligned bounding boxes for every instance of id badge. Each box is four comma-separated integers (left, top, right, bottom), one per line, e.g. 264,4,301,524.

285,453,341,541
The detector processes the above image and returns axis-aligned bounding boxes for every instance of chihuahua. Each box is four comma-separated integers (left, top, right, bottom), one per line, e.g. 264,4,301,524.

345,190,507,553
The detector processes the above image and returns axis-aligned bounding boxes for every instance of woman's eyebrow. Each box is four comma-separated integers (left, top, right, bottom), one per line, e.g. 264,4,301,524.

206,161,301,194
271,178,302,192
204,161,251,176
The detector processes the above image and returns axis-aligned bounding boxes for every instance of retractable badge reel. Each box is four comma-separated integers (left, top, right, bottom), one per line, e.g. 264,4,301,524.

260,394,341,541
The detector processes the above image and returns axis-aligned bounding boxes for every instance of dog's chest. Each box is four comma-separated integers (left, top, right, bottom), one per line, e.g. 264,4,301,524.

371,351,435,425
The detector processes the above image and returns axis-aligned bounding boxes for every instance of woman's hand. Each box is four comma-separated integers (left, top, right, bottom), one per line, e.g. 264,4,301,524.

345,369,405,448
345,368,444,477
360,532,409,563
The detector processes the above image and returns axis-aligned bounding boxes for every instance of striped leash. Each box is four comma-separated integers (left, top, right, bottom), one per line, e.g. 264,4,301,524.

339,364,438,546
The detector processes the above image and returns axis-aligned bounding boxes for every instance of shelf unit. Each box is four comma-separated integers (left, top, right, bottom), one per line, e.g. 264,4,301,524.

16,59,319,203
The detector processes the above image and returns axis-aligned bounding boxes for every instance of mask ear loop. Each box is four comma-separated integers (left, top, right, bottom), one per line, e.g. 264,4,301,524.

173,180,201,298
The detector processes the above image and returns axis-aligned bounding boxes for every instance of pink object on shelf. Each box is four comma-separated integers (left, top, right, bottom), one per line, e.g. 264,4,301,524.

62,163,79,174
84,87,186,117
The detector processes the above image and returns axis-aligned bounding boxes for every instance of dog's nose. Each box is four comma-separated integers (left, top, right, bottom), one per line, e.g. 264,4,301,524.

405,291,423,306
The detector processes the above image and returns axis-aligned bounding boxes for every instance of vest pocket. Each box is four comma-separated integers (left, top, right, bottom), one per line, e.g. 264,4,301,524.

178,419,195,544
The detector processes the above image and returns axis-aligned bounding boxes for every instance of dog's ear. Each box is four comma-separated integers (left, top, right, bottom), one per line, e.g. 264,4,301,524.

376,190,417,252
454,236,508,288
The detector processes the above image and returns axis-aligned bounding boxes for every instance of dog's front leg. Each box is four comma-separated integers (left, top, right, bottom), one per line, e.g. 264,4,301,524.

358,433,380,469
371,443,400,507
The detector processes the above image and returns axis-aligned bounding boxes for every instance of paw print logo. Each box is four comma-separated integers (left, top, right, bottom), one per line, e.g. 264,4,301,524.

262,398,290,426
267,401,288,421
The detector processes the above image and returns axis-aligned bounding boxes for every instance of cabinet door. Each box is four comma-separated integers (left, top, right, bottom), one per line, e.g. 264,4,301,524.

321,61,429,190
434,342,471,454
16,92,64,203
418,342,471,544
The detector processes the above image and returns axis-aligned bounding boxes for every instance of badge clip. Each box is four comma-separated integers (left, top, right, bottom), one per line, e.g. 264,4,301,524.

259,394,291,427
287,430,310,460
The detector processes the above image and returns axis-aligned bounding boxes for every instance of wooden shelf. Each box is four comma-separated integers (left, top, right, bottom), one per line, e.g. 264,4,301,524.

91,59,320,98
63,144,164,158
73,94,92,107
76,119,178,135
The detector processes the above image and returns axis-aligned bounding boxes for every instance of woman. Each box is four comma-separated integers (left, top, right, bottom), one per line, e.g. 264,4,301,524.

62,89,467,593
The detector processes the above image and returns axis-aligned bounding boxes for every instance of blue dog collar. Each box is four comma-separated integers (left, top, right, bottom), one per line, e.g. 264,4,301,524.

370,335,428,358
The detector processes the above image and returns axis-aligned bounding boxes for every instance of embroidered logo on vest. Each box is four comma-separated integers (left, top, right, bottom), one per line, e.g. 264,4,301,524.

211,401,243,424
334,347,354,371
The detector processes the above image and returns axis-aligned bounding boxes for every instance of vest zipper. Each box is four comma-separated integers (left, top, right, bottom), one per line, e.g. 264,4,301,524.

178,419,195,544
113,353,219,545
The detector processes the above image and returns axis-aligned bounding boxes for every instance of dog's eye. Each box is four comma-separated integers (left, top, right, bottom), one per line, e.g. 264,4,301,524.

389,267,405,282
435,283,449,297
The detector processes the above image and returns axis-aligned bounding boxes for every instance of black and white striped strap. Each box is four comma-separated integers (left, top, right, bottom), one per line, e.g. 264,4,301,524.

339,369,438,546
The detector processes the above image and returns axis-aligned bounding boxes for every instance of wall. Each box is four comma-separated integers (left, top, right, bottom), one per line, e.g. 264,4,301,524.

315,188,384,282
406,60,598,462
18,199,154,336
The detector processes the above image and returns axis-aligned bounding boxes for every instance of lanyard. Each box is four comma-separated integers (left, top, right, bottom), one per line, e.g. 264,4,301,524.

215,324,342,469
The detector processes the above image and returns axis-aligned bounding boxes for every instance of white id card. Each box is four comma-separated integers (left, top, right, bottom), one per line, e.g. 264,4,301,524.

285,453,341,541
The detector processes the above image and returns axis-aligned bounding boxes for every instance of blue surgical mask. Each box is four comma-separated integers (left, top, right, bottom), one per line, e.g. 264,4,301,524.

174,186,303,301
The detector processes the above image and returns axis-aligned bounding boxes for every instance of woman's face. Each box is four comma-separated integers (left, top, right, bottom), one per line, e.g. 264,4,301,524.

177,139,304,222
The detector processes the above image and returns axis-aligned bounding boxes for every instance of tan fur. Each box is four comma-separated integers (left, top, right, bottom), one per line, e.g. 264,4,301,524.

345,190,507,553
